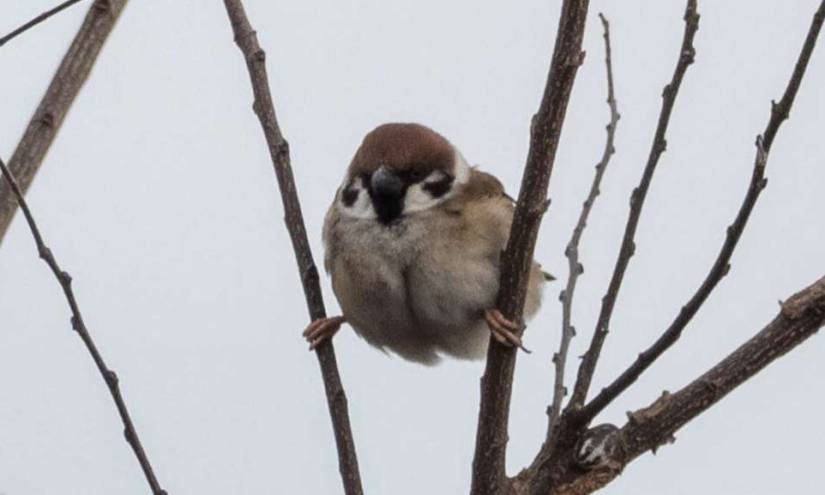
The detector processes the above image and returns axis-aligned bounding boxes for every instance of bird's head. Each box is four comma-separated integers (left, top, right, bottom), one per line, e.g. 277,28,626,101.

335,123,470,224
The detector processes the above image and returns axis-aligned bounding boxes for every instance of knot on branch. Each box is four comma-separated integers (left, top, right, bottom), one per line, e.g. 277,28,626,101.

38,110,56,129
626,390,672,426
574,424,625,471
105,369,119,387
781,276,825,320
93,0,112,15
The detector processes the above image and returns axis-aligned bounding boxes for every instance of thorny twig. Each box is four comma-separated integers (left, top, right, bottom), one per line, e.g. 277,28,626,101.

548,12,620,437
569,0,700,412
577,0,825,423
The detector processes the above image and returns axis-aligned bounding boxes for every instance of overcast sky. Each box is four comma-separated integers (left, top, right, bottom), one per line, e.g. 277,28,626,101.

1,1,824,494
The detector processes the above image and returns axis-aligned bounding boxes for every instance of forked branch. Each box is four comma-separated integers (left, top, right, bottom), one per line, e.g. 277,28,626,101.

569,0,699,411
0,157,166,494
549,12,620,436
547,275,825,495
471,2,590,494
620,274,825,460
220,1,363,494
577,0,825,423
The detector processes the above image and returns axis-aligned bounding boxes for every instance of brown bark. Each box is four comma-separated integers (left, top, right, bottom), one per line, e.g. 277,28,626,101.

0,0,129,245
513,2,825,493
544,275,825,495
471,2,590,494
220,1,363,494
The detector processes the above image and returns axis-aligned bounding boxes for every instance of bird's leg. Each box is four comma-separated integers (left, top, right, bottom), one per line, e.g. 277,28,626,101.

484,308,531,353
302,316,346,350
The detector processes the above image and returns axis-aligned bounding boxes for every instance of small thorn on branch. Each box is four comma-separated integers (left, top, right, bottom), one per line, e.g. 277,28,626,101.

547,8,620,443
106,369,119,387
569,0,700,416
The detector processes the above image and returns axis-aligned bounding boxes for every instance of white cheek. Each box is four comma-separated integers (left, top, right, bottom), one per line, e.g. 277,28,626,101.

453,149,471,186
335,182,376,219
404,183,444,213
404,169,457,213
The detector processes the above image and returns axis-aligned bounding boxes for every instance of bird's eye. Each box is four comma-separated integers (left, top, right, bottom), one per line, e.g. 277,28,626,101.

406,169,426,182
422,173,454,198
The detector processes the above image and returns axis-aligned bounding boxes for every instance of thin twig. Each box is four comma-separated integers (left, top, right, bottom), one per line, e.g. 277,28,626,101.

0,0,129,245
544,274,825,494
548,12,620,438
577,0,825,423
220,1,363,494
470,2,590,494
0,0,86,47
568,0,699,412
0,158,166,494
619,274,825,459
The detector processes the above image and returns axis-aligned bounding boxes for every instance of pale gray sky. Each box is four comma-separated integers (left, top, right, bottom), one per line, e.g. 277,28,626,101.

1,1,823,494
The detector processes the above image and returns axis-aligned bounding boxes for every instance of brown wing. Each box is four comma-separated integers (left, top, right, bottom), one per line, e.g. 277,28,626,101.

440,168,512,215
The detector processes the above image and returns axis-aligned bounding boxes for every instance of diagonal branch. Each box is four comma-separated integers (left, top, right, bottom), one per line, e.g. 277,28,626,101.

577,0,825,423
621,274,825,459
569,0,699,411
471,2,590,494
220,2,363,494
549,12,620,437
0,0,129,245
549,274,825,495
0,0,86,47
0,157,166,494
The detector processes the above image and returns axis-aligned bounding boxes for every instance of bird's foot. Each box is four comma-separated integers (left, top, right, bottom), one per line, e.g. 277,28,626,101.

302,316,346,350
484,308,531,353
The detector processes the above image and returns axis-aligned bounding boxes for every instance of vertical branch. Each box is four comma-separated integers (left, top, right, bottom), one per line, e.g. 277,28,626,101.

0,0,129,244
569,0,699,411
576,0,825,423
549,12,619,437
220,2,363,494
471,2,590,494
0,158,166,494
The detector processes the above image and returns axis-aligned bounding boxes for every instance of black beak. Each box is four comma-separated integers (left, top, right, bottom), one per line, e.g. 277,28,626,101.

371,167,404,197
369,167,405,224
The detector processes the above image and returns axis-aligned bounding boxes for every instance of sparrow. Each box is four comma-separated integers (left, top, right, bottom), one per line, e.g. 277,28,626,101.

303,123,548,364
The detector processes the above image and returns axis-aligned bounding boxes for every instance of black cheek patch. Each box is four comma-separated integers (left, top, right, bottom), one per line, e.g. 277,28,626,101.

422,175,454,198
341,186,358,207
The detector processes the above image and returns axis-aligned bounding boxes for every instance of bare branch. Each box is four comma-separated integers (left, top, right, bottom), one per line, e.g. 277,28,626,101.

0,157,166,494
0,0,129,245
0,0,86,47
220,1,363,494
471,2,590,493
549,12,620,438
549,275,825,495
621,276,825,456
577,0,825,423
569,0,699,411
